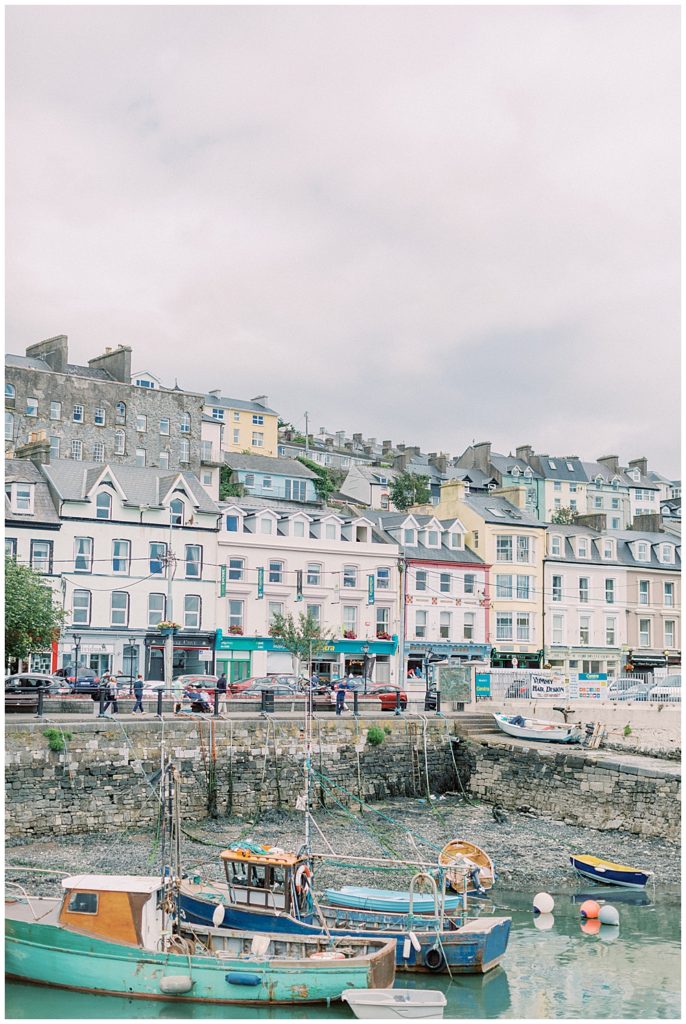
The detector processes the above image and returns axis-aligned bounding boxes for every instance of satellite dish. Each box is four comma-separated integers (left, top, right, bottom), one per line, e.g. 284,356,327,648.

212,904,225,927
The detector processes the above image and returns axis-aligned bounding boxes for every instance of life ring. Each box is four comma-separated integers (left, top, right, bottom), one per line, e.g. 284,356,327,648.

295,864,312,893
424,945,445,971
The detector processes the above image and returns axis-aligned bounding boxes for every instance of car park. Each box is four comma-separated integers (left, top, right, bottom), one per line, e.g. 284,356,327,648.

607,677,652,702
649,674,681,702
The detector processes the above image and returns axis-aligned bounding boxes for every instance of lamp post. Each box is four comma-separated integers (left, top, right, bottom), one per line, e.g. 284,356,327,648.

361,641,370,694
128,636,137,696
72,633,81,680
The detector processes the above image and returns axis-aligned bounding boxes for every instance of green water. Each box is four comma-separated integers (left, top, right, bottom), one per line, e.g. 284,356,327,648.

5,888,680,1019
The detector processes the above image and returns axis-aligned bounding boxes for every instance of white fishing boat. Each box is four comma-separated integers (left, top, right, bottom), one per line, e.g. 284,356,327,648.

493,712,581,744
342,987,447,1019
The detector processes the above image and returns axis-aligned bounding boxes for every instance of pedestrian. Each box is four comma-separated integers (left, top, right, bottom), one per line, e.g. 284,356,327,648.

217,672,227,695
102,674,119,716
132,673,145,714
335,679,347,716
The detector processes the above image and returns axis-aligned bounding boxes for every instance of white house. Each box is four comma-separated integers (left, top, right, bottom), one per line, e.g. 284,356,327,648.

215,503,401,683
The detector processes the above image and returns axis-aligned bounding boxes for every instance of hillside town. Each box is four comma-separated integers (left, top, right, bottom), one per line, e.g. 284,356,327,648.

6,334,681,686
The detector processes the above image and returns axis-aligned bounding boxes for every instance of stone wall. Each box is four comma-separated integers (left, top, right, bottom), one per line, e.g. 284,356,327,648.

463,738,680,841
5,717,461,838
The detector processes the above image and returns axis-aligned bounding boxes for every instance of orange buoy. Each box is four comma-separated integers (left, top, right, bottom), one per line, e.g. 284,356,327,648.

580,918,602,935
579,899,601,919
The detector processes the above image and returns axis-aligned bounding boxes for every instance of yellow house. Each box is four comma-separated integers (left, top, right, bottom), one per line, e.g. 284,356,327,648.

203,392,279,458
415,480,547,667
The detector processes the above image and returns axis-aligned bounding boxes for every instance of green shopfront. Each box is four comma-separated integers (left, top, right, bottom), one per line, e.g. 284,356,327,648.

214,631,398,684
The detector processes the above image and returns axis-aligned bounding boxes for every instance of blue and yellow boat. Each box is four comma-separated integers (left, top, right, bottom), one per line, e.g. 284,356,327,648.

570,854,653,889
5,873,395,1004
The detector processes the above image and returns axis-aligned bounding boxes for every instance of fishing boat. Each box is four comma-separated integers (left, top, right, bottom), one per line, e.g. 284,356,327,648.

570,854,653,889
438,840,495,895
5,874,395,1004
493,712,581,743
342,987,447,1019
324,886,465,914
178,845,511,974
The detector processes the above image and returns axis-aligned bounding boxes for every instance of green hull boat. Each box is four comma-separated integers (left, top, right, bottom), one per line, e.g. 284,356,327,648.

5,876,395,1005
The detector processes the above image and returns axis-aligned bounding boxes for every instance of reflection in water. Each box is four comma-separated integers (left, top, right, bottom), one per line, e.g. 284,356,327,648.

5,889,680,1019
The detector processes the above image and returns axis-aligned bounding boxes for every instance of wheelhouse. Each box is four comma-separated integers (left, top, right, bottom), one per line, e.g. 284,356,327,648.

220,846,312,917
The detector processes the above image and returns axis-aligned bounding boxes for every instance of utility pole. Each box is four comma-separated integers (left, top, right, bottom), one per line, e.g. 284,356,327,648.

164,517,174,692
397,557,407,684
304,411,309,456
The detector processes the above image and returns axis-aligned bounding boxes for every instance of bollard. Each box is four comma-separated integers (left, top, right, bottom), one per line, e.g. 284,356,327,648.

435,691,441,715
395,689,402,716
34,687,45,719
261,690,274,714
353,690,359,718
213,688,220,717
98,688,107,717
156,689,163,718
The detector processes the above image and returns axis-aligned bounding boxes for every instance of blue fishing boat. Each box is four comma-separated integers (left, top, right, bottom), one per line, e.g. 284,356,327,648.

324,886,465,914
177,845,511,974
570,854,653,889
5,874,395,1004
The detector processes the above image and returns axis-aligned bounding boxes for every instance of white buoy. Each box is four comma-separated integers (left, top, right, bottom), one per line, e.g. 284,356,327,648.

409,930,422,952
533,892,555,914
212,903,225,927
598,904,620,926
533,912,555,931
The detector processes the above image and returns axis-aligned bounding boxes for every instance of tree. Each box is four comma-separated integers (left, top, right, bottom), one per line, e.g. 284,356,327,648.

551,506,578,524
268,612,335,676
296,456,343,503
390,471,431,511
5,557,64,663
219,465,244,500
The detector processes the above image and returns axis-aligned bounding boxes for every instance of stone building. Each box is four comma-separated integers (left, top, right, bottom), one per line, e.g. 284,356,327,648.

5,335,204,474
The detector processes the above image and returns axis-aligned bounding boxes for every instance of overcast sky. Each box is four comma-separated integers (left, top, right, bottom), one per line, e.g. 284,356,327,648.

6,6,680,476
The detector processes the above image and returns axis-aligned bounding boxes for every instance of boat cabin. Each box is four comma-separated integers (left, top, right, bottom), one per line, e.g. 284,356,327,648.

58,875,167,948
220,846,313,918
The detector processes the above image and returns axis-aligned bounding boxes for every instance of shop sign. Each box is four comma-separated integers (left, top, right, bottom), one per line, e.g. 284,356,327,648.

219,565,226,598
257,567,264,599
531,673,566,699
475,672,491,698
568,673,608,700
77,643,115,654
367,574,375,605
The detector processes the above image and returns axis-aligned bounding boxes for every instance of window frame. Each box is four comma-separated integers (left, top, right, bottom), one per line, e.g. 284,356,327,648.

185,544,203,579
184,595,202,630
110,591,130,627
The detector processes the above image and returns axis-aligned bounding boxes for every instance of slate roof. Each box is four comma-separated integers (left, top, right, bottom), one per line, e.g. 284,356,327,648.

223,452,318,478
461,494,546,528
545,524,681,569
372,512,484,565
490,453,544,479
5,353,114,381
530,455,587,481
218,499,395,544
41,460,219,514
4,459,60,525
204,395,278,415
581,461,631,486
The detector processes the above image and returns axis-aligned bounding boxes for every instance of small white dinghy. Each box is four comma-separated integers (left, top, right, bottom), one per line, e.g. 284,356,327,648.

493,712,581,744
341,988,447,1020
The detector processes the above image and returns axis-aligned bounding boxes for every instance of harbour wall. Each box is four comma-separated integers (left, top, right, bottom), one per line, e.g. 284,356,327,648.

5,718,680,842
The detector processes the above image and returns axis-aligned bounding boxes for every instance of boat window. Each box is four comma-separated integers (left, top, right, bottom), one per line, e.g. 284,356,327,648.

67,892,98,914
229,862,249,885
270,867,286,892
249,865,267,889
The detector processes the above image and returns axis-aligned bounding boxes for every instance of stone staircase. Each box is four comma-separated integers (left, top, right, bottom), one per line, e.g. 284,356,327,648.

451,711,501,739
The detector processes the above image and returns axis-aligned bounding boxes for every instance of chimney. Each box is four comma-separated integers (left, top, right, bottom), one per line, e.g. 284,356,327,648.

429,453,448,473
14,431,51,466
630,513,662,533
368,437,377,447
575,512,607,531
208,389,221,399
251,395,268,407
629,457,648,476
324,437,334,447
26,335,68,373
407,446,421,457
353,433,363,444
472,441,492,473
597,455,619,473
393,452,411,470
88,344,132,383
396,444,405,452
516,444,534,462
382,439,393,451
335,431,345,447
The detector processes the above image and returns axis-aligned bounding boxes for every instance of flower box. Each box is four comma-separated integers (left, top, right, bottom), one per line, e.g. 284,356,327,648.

228,626,244,636
343,630,357,640
376,631,392,641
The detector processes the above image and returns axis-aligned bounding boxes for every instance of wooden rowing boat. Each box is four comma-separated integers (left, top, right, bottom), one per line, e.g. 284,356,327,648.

438,840,495,894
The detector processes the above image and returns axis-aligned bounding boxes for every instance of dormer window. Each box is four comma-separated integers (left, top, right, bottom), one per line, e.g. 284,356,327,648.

403,528,416,545
425,530,440,547
611,478,619,489
577,538,589,558
225,514,240,533
636,541,649,561
548,460,557,470
549,535,562,556
449,532,463,549
5,482,34,514
602,539,615,559
260,517,274,535
595,475,603,487
511,466,521,477
566,462,574,471
355,524,370,542
324,523,337,540
170,498,185,526
524,467,533,478
96,492,112,520
661,544,674,564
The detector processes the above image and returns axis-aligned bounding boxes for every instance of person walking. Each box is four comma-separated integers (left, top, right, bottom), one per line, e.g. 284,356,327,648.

335,679,347,716
132,673,145,714
102,674,119,716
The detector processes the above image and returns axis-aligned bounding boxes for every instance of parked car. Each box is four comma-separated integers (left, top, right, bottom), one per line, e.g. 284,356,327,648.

649,674,681,702
5,673,69,711
173,674,219,690
66,668,102,695
607,677,652,702
367,685,408,711
269,674,309,691
232,683,299,700
228,675,272,695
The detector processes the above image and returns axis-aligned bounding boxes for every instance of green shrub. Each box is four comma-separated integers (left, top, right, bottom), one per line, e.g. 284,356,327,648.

383,725,392,735
623,724,632,737
366,726,385,746
43,728,71,753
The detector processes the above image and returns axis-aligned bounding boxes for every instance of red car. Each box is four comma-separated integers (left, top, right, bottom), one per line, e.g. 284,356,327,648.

368,685,407,711
228,675,272,695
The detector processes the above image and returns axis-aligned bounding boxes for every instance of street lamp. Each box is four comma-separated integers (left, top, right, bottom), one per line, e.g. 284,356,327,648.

71,633,81,681
361,641,370,693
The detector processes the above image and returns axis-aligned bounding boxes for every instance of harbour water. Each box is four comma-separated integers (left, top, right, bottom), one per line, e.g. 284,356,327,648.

5,887,680,1019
